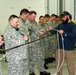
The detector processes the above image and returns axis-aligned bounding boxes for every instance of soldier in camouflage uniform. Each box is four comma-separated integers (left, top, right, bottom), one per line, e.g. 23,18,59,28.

37,16,48,57
44,14,57,59
44,14,52,59
26,11,50,75
37,15,49,69
44,20,53,59
44,14,53,67
18,8,30,61
49,15,62,57
3,15,28,75
18,8,29,37
44,14,62,67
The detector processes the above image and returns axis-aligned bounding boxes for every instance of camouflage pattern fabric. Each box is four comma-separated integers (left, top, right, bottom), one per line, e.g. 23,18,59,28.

26,19,45,73
3,25,28,75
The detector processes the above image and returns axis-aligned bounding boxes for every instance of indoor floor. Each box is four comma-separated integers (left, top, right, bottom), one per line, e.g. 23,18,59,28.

0,50,76,75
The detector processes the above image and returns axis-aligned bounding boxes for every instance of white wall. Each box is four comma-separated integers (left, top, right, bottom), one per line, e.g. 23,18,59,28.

62,0,74,20
0,0,46,34
0,0,75,34
48,0,74,20
49,0,60,15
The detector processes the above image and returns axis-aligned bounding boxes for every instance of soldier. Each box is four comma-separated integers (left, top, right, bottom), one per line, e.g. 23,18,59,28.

18,8,29,37
37,15,48,57
3,15,28,75
37,15,49,69
48,15,61,59
44,14,54,68
44,14,61,69
26,11,50,75
44,14,51,58
18,8,30,61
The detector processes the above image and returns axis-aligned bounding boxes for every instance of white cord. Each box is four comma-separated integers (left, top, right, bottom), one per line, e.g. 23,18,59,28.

55,34,65,75
57,34,65,72
55,31,60,75
52,29,65,75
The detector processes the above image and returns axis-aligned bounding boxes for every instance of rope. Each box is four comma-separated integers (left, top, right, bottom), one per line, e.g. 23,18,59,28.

53,29,65,75
2,36,48,51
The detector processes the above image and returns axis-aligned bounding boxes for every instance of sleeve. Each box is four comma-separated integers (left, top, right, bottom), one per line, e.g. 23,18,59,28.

18,21,29,36
18,24,26,35
49,24,60,34
4,31,21,49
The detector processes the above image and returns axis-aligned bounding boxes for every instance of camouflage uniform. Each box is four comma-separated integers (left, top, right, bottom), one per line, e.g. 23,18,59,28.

18,18,29,36
48,21,58,57
44,21,53,58
37,22,49,58
4,25,28,75
18,18,29,54
45,20,61,58
26,19,45,74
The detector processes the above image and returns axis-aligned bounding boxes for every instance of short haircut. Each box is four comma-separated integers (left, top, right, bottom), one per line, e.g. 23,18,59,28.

39,15,44,19
20,8,29,15
29,10,37,15
8,15,18,21
51,14,56,17
44,14,50,18
51,14,58,17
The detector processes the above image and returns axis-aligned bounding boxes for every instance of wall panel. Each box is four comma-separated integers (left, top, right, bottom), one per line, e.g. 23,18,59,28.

62,0,74,20
0,0,46,34
49,0,60,15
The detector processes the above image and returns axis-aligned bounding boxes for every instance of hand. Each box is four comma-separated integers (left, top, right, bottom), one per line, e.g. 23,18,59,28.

23,34,28,41
58,30,64,34
40,30,47,36
49,26,53,31
0,36,4,46
0,41,4,46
